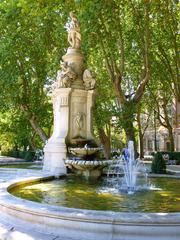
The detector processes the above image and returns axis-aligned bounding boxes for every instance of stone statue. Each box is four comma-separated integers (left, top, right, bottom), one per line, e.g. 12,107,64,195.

83,69,96,90
67,11,81,49
55,61,76,88
74,112,86,138
75,112,84,131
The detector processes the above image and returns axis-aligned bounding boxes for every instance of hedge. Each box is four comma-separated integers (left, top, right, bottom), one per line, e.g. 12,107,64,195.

1,150,35,161
151,152,166,174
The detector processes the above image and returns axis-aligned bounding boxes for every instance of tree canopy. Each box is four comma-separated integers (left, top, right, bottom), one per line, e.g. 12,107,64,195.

0,0,179,154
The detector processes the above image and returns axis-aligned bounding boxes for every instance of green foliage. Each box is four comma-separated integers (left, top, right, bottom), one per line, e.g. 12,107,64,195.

0,0,179,152
157,152,180,165
24,151,35,161
0,0,74,148
151,152,166,174
1,150,35,161
173,153,180,164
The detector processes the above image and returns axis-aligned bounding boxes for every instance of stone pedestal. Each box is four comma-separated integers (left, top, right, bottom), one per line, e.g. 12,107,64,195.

43,88,72,176
63,48,84,90
43,141,67,176
43,86,95,176
68,89,95,144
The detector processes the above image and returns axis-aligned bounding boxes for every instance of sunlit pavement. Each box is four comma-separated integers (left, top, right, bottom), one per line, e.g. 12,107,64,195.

0,214,75,240
0,156,25,163
0,220,58,240
166,165,180,175
0,166,74,240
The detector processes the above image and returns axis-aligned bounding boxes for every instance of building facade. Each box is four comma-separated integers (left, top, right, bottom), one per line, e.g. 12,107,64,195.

143,99,180,154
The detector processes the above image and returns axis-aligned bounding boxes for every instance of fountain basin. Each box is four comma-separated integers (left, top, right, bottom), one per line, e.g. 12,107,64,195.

0,172,180,240
65,159,112,178
9,174,180,212
68,147,100,157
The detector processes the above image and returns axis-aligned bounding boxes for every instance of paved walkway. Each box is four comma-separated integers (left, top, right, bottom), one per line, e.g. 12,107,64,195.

0,167,75,240
0,156,25,163
0,217,67,240
167,165,180,175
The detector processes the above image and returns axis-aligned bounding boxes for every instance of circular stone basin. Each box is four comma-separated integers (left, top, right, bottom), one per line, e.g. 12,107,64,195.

68,147,100,156
9,175,180,213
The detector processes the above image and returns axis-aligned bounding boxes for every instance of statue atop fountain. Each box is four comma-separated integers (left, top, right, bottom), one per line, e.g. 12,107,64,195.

43,12,104,177
67,11,81,49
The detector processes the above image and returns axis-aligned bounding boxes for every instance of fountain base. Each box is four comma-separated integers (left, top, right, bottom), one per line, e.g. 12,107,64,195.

65,159,111,179
1,171,180,240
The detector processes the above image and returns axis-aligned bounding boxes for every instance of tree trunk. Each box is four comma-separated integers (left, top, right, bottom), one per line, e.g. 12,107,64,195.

162,103,175,152
29,132,36,150
121,104,137,153
98,127,111,159
139,135,144,159
124,120,137,153
137,111,144,158
20,105,48,143
167,126,175,152
29,117,47,143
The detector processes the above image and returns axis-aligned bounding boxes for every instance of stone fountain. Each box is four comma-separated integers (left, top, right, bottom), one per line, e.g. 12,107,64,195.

0,12,180,240
43,12,109,178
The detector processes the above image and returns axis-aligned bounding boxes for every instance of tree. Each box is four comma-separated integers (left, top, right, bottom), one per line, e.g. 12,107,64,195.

149,0,179,152
77,0,151,151
87,50,117,159
149,87,175,152
152,0,179,101
0,0,74,145
0,110,31,151
136,100,152,158
0,0,178,154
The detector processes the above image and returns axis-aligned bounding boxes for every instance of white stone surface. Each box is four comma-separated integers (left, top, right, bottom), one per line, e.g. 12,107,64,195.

43,88,72,176
68,89,95,143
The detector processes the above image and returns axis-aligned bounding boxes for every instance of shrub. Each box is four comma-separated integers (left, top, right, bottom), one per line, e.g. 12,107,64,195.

151,152,166,174
158,151,180,165
172,152,180,164
24,151,35,161
1,150,35,161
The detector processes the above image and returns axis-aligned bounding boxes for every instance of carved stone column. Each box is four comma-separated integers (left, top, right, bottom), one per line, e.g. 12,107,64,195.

43,88,72,176
66,89,95,145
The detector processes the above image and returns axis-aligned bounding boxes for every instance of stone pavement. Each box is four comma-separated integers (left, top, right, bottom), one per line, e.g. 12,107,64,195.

0,160,74,240
167,165,180,175
0,156,26,164
0,218,64,240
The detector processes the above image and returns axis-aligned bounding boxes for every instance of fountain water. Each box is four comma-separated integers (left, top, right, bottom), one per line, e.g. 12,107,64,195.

106,141,148,195
122,141,143,194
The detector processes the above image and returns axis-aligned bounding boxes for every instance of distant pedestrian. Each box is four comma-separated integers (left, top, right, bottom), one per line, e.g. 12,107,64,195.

122,148,129,161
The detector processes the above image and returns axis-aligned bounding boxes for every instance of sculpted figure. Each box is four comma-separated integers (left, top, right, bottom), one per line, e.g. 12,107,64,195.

83,69,96,90
67,12,81,49
56,61,76,88
75,112,84,131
